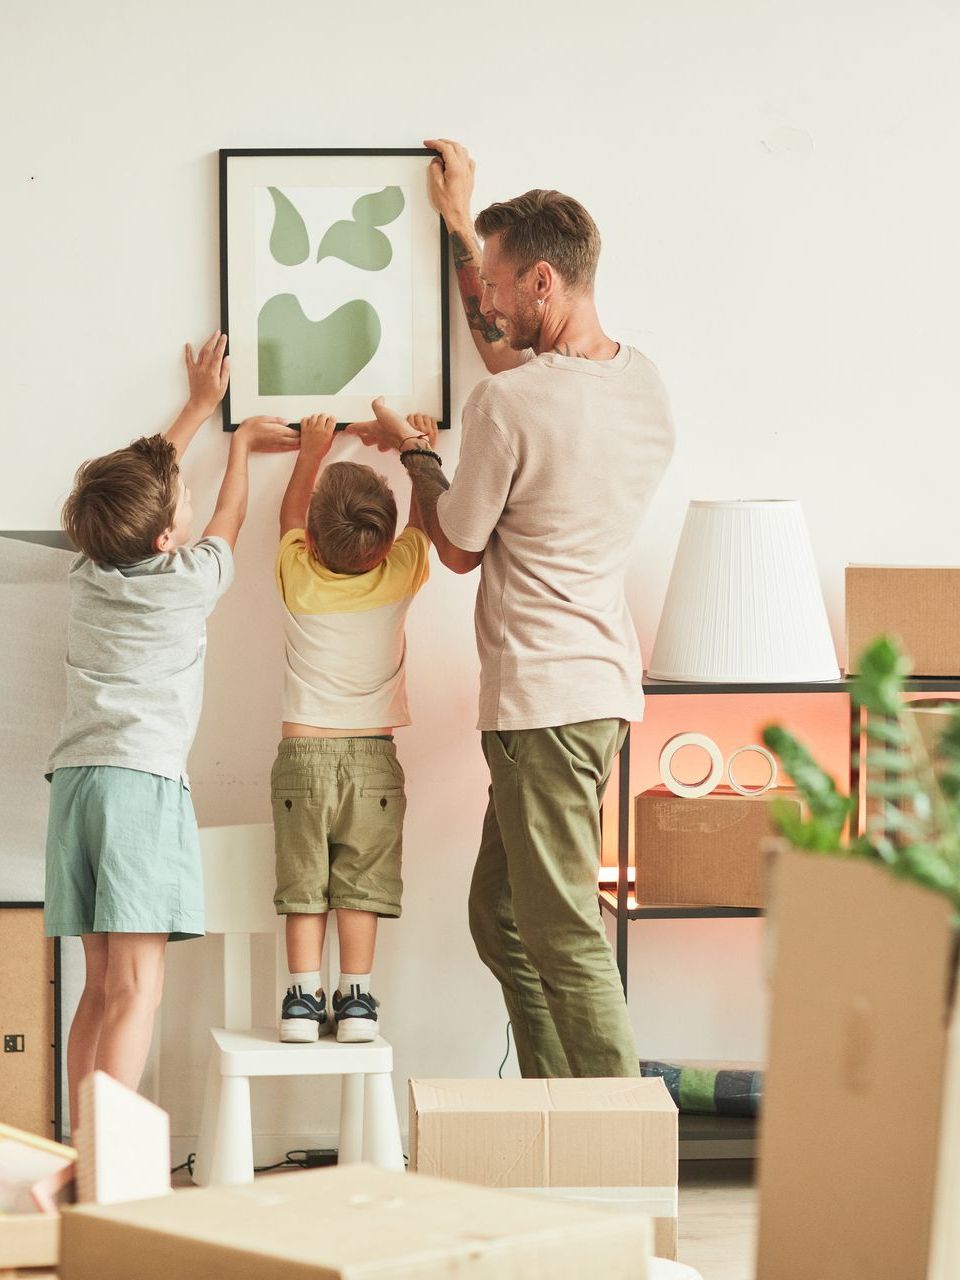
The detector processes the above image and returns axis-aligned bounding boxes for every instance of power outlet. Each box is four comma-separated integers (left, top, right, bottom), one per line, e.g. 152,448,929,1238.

3,1034,25,1052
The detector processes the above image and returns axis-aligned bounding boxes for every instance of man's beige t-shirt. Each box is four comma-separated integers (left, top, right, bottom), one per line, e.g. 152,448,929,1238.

436,345,674,731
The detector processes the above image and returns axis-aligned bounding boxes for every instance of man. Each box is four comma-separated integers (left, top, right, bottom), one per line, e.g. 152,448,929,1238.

348,139,674,1077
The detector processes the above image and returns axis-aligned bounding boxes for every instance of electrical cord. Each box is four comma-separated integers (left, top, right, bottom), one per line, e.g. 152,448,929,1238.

171,1148,337,1177
498,1021,513,1077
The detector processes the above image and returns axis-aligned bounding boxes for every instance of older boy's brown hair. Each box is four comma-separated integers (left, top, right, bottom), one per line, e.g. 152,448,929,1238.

62,434,180,566
308,462,397,574
475,189,601,291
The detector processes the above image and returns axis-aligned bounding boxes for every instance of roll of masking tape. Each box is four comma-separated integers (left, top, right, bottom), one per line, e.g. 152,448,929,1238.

659,733,725,799
726,744,778,796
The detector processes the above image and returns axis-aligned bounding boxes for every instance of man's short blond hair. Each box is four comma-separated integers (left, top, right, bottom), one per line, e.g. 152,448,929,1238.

475,189,601,290
308,462,397,574
61,434,180,566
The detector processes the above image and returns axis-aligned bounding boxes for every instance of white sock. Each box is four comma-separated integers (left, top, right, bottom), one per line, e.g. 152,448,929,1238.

289,970,322,995
338,972,371,997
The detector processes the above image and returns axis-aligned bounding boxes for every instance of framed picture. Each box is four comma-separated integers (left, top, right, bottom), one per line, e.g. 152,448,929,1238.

219,148,450,430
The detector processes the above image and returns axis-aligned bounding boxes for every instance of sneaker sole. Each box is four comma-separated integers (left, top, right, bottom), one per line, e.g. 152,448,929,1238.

280,1019,329,1043
335,1019,378,1044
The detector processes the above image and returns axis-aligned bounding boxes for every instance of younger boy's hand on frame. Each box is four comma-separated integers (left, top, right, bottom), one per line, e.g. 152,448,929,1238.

299,414,337,460
185,330,230,418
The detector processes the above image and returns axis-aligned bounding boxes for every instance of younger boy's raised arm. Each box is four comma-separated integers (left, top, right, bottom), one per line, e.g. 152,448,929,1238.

279,415,337,537
165,331,231,460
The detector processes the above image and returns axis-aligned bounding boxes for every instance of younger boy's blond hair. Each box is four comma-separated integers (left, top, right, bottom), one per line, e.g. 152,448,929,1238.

62,434,180,566
308,461,397,575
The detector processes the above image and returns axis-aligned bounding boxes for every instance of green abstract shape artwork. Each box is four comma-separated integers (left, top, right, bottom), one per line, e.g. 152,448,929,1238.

352,186,405,227
267,188,309,266
316,220,393,270
258,294,381,395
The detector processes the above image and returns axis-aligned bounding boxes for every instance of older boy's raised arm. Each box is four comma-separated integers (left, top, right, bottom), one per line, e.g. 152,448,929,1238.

164,331,231,460
279,416,337,537
204,417,300,550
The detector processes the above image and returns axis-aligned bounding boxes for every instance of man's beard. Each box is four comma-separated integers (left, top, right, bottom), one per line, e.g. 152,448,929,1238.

503,296,542,351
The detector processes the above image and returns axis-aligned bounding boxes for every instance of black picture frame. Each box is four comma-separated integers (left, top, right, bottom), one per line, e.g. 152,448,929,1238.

219,148,451,433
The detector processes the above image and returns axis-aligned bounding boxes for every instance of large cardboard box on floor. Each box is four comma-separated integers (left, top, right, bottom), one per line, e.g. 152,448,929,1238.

845,564,960,675
635,785,801,908
757,845,959,1279
409,1077,678,1259
59,1163,649,1280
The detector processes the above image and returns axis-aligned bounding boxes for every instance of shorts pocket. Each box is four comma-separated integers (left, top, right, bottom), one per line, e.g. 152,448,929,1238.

272,785,313,803
360,783,405,805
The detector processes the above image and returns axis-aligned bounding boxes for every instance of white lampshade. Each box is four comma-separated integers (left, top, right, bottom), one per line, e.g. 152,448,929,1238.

648,499,840,682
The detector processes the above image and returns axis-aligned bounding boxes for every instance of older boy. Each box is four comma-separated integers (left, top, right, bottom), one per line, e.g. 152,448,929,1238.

271,407,434,1044
45,331,298,1125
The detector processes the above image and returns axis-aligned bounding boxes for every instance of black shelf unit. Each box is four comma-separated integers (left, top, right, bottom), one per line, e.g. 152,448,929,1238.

605,674,960,995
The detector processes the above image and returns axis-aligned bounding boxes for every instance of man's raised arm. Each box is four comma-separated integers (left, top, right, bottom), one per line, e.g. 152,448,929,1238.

424,138,523,375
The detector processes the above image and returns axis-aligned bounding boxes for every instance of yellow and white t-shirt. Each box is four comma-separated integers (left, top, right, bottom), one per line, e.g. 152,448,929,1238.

275,527,430,729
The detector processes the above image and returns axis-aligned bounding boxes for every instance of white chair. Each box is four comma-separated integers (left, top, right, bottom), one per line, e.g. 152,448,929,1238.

191,823,404,1186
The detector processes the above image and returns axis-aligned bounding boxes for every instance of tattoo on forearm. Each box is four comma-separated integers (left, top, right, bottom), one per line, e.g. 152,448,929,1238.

465,296,505,344
451,232,504,344
450,232,474,269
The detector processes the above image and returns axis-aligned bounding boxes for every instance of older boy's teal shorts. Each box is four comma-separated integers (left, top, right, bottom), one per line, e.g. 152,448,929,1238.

44,766,204,941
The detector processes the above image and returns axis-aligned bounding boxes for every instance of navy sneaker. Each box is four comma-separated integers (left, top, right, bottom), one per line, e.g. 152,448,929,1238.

332,986,379,1043
280,985,329,1043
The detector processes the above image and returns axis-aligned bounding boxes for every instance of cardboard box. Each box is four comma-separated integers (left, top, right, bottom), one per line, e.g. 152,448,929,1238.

756,846,958,1279
409,1077,677,1259
846,565,960,675
0,1212,59,1270
635,785,800,908
0,1124,75,1269
59,1163,648,1280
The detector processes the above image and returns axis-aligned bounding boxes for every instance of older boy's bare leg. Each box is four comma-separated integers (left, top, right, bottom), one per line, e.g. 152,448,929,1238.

67,933,109,1131
335,909,377,975
284,912,327,975
94,933,167,1093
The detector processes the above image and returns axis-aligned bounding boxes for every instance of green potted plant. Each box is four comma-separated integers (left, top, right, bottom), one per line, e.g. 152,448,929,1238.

755,636,960,1280
762,636,960,909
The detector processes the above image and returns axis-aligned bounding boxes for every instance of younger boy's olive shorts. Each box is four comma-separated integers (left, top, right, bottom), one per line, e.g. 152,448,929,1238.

44,765,204,941
271,737,405,918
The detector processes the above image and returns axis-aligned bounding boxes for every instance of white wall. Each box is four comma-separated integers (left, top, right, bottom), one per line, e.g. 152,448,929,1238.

4,0,959,1150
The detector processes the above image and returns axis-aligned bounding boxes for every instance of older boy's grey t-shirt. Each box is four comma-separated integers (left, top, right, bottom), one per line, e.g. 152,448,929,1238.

46,537,234,785
436,346,675,732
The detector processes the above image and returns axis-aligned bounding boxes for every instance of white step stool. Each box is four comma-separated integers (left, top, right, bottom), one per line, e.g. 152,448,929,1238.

190,824,404,1186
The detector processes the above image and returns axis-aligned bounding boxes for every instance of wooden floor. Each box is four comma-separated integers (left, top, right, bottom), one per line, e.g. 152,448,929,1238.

678,1159,758,1279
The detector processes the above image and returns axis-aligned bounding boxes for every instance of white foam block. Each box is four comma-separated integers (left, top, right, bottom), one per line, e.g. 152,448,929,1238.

76,1072,171,1205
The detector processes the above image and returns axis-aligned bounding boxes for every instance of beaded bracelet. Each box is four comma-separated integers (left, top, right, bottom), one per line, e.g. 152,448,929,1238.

399,447,443,468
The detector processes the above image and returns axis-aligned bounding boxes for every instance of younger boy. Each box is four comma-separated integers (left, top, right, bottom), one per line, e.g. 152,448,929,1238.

272,404,435,1043
45,331,298,1126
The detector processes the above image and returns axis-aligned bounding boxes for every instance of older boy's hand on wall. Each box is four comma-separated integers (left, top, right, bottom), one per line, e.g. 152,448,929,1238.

185,330,230,419
165,329,232,459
